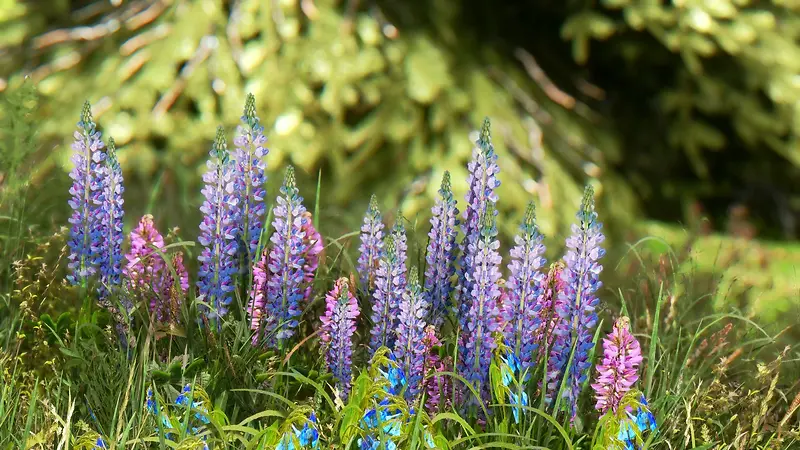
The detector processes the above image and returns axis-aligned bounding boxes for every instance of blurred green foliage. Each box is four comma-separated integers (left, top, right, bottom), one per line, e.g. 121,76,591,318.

0,0,638,249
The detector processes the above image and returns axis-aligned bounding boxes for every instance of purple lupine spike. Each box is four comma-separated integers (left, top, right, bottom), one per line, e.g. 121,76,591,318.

591,316,642,414
502,202,546,377
424,171,460,328
67,101,105,285
261,166,310,346
369,234,405,353
232,93,269,267
357,195,384,292
393,270,428,401
95,137,125,300
454,118,500,332
459,206,502,408
422,325,451,415
320,277,360,399
248,245,270,344
125,214,166,316
538,261,567,401
549,186,606,420
300,211,323,303
197,126,240,322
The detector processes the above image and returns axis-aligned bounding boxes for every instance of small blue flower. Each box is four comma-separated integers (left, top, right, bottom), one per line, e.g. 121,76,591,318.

93,437,108,449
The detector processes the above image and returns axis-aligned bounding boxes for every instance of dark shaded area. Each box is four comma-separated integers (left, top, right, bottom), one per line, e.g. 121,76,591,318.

377,0,800,240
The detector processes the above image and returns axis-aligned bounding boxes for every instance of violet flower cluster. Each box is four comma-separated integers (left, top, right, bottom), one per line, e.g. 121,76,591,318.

67,102,106,286
320,278,360,400
300,211,323,303
232,93,269,266
196,127,240,322
424,171,460,328
592,316,642,414
422,325,451,415
357,195,384,292
455,118,500,332
502,202,546,377
369,233,405,353
550,186,606,420
260,166,310,346
95,137,125,300
393,270,428,401
459,207,502,407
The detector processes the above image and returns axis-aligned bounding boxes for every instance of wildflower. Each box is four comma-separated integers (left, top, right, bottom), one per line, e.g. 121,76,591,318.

458,206,502,407
261,166,310,345
613,393,657,450
424,171,460,328
248,245,270,343
300,211,323,303
592,316,643,414
124,215,168,318
357,195,384,291
393,270,428,401
320,278,360,399
455,118,500,333
197,126,239,322
369,234,405,353
175,384,211,427
422,325,451,414
232,93,269,267
550,186,606,420
94,137,125,300
502,202,546,376
500,352,529,424
67,101,105,285
145,387,175,437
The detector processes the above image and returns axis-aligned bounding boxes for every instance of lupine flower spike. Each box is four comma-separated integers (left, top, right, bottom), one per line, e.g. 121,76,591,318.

300,211,323,303
393,270,429,401
459,206,502,408
369,233,404,353
390,214,408,286
320,277,360,399
67,101,105,285
197,126,240,322
421,325,451,414
262,166,311,346
502,202,546,377
592,316,642,414
357,195,384,292
424,171,460,327
232,93,269,267
248,246,270,343
95,137,125,301
550,185,606,420
455,118,500,333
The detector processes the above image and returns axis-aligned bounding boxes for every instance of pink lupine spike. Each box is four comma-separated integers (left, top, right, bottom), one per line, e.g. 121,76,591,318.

591,316,643,414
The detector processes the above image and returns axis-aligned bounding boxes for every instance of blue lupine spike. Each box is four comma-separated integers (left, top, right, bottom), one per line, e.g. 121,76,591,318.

232,93,269,267
358,195,385,291
197,126,240,322
67,101,105,285
260,166,311,346
501,201,546,376
454,118,500,359
458,205,502,408
393,270,428,401
95,137,125,301
424,171,460,327
369,234,405,353
549,185,606,420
